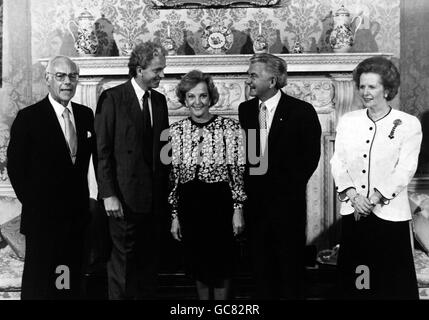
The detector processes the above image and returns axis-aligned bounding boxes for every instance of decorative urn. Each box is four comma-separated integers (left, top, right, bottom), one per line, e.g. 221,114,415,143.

68,8,99,56
329,5,362,53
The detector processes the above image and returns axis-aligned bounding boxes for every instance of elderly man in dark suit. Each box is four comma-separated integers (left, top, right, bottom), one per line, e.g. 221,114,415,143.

238,53,321,299
95,41,170,300
7,55,96,299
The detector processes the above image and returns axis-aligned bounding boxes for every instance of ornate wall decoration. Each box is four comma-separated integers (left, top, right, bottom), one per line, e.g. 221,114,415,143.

151,0,282,9
0,0,32,187
155,11,190,50
29,0,399,59
246,9,278,49
0,0,3,88
284,80,334,110
277,0,323,52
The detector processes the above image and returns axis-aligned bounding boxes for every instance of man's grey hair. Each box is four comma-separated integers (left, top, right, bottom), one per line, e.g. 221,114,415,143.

249,53,287,89
45,55,80,74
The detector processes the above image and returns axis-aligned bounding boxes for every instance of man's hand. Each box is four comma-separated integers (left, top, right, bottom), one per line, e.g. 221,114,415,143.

103,196,124,219
232,208,245,236
171,217,182,241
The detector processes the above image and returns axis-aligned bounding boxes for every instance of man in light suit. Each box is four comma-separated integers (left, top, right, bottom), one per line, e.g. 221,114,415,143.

238,53,321,299
95,41,170,300
7,56,96,299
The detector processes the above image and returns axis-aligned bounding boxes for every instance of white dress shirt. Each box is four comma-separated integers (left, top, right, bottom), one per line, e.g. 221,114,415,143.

259,89,281,134
330,108,422,221
49,93,76,138
131,77,153,126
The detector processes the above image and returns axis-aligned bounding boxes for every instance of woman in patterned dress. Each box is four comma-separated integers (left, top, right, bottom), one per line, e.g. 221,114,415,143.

169,70,247,300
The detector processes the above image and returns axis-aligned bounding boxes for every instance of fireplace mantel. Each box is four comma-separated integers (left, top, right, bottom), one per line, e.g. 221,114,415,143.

38,52,393,249
41,53,390,76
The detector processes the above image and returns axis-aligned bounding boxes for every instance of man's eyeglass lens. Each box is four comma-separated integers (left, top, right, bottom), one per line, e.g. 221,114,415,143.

50,72,79,82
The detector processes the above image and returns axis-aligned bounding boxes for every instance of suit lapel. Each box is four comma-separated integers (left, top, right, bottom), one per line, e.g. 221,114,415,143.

42,96,74,164
268,92,289,146
123,80,143,139
151,91,164,152
247,98,260,129
72,103,87,165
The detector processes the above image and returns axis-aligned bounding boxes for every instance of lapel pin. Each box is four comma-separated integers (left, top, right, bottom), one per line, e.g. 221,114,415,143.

388,119,402,139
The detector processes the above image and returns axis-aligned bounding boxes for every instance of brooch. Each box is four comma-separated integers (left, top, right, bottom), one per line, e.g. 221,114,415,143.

388,119,402,139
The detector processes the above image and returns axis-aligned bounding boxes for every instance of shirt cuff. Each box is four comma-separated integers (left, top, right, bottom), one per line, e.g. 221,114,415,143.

233,203,243,210
337,186,355,203
373,188,391,205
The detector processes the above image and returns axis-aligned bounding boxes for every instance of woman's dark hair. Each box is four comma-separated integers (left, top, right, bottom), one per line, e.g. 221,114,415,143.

353,56,400,101
176,70,219,107
128,41,167,78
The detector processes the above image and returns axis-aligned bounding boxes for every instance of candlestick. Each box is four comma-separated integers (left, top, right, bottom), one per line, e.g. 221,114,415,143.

258,23,262,35
167,25,171,38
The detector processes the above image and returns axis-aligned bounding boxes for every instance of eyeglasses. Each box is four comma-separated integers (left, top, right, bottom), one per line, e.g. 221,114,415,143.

47,72,79,82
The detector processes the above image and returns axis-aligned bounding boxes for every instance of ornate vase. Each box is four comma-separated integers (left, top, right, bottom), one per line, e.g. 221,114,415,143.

253,35,268,54
329,5,362,53
68,8,99,56
162,37,177,56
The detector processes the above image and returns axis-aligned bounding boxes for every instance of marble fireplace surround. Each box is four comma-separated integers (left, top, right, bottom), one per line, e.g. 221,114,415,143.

40,53,392,249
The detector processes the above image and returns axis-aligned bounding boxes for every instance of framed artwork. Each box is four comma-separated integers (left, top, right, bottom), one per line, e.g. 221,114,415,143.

152,0,281,9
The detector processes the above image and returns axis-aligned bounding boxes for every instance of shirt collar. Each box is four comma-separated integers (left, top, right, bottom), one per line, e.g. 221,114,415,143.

259,90,281,113
131,77,150,101
48,93,73,118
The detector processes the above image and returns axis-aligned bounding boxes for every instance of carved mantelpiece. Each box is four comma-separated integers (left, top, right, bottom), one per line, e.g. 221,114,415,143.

39,52,391,249
47,53,388,76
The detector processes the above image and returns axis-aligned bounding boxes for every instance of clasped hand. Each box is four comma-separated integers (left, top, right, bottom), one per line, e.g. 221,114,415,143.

352,194,379,221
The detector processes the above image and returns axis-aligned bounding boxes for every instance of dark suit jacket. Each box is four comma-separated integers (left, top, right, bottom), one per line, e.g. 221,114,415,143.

94,80,169,214
7,96,96,235
239,91,321,234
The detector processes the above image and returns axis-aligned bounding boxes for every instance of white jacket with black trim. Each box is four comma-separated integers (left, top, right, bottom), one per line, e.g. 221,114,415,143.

330,108,422,221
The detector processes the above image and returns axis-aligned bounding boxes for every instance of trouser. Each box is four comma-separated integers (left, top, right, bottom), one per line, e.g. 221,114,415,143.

107,210,160,300
21,218,86,300
249,215,306,300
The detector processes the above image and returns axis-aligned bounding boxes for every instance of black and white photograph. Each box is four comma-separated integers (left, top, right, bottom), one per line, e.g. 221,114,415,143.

0,0,428,308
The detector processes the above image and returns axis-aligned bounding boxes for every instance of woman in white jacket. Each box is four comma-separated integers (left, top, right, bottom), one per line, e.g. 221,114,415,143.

331,56,422,299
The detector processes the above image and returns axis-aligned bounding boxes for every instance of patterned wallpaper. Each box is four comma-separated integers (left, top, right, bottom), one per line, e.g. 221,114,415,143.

30,0,400,61
3,0,427,186
401,0,429,174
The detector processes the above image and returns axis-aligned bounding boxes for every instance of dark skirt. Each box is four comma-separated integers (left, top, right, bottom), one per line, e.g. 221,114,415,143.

178,179,235,286
337,213,419,300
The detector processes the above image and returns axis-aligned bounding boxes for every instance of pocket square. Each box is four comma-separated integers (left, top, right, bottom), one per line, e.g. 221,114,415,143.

87,131,92,138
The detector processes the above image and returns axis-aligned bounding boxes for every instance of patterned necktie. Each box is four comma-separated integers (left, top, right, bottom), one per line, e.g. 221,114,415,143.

259,102,267,155
142,91,153,166
62,108,77,163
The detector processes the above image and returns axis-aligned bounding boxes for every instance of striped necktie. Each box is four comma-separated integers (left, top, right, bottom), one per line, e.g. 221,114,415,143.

259,102,267,155
62,108,77,163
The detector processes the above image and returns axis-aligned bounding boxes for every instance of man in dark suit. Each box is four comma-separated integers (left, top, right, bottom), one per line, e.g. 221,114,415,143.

238,53,321,299
7,56,96,299
94,41,170,300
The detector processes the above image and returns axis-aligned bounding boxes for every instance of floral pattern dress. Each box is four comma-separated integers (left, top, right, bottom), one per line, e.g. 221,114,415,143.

168,115,247,284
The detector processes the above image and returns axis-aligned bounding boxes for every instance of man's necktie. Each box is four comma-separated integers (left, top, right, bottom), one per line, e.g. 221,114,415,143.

62,108,77,163
259,102,267,155
142,91,153,166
